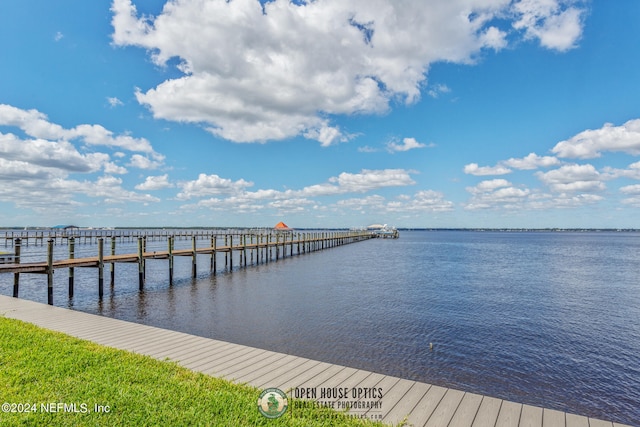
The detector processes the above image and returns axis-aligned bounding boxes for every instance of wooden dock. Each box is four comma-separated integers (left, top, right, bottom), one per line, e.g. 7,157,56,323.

0,230,373,305
0,295,632,427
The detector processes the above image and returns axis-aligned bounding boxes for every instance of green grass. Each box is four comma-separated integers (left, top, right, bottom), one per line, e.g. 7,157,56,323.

0,317,392,427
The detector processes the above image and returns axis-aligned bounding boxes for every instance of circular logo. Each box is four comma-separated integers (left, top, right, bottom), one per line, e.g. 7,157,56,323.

257,388,288,419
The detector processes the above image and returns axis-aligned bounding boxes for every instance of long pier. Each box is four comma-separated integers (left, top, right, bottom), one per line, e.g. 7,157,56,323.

1,228,247,246
0,230,373,305
0,295,632,427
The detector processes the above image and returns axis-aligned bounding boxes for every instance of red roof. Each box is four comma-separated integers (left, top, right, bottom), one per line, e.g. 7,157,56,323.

273,221,290,229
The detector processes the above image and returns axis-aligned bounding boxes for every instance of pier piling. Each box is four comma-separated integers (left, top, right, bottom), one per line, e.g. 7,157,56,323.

192,236,197,279
68,237,75,298
47,239,53,305
169,236,174,285
98,238,104,298
110,237,116,287
137,237,144,290
12,238,21,298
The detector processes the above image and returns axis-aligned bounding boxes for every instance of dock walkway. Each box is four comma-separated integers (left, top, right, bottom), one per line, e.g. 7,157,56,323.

0,295,631,427
1,230,372,305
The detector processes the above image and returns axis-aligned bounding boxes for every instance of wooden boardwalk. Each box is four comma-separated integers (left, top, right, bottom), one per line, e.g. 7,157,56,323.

0,296,631,427
1,230,373,305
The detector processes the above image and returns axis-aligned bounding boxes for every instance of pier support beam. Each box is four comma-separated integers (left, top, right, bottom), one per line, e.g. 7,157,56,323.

212,236,217,274
68,238,75,298
168,236,174,285
47,239,54,305
110,237,116,287
192,236,197,279
243,235,247,267
137,237,144,290
13,238,21,298
224,235,228,269
98,238,104,298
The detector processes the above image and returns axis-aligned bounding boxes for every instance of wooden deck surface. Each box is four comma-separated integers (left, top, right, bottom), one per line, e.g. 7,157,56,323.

0,295,632,427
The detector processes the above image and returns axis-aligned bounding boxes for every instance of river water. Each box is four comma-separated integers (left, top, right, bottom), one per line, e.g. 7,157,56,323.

2,230,639,425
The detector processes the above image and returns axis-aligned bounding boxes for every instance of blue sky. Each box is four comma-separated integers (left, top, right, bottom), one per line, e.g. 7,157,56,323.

1,0,639,228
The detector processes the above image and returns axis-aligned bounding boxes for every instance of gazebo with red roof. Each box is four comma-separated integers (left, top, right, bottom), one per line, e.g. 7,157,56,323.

273,221,291,231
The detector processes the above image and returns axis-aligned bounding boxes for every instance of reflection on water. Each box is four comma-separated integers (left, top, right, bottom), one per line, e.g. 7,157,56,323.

2,231,639,425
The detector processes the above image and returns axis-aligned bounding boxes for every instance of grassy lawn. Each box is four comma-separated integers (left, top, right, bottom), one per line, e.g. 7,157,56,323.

0,316,392,426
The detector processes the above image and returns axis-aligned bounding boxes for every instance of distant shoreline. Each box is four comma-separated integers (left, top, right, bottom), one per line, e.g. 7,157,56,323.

1,226,639,232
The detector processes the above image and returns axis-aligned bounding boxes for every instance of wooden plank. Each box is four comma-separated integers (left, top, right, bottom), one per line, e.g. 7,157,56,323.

474,396,502,427
207,350,281,378
227,353,302,383
161,340,244,365
423,388,465,427
253,358,321,390
79,325,182,344
404,385,448,427
71,327,177,350
190,345,266,371
449,392,484,427
274,362,337,392
334,369,373,395
314,365,361,388
119,331,201,353
384,382,433,426
183,345,261,371
520,404,543,427
495,400,522,427
345,371,387,393
588,419,613,427
543,408,565,427
361,375,401,418
332,369,374,406
293,364,349,389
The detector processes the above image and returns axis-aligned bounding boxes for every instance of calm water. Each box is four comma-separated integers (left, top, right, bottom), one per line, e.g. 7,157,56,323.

2,231,639,425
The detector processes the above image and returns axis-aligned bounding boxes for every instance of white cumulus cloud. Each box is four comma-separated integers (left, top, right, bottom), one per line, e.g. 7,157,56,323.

536,164,607,193
135,174,173,190
387,137,427,153
177,173,254,200
464,163,512,176
111,0,585,145
552,119,640,159
465,178,530,210
502,152,561,169
512,0,585,51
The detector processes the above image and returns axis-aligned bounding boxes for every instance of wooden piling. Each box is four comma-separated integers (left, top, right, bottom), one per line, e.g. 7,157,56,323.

243,235,247,267
224,235,228,269
192,236,197,278
267,234,271,263
214,236,216,271
98,238,104,298
47,239,54,305
137,237,144,290
212,236,217,273
12,238,21,298
68,237,75,298
142,237,147,281
109,237,116,286
168,236,174,285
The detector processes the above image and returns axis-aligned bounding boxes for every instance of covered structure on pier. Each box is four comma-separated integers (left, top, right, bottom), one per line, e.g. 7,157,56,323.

273,221,292,232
